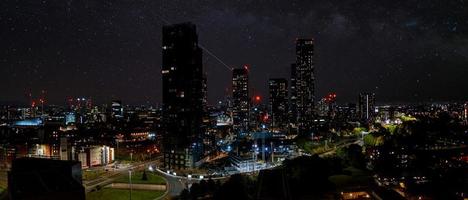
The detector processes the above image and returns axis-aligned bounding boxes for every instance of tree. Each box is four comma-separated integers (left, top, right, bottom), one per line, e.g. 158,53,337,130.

190,183,202,199
141,170,148,181
207,178,216,193
282,155,334,198
214,174,252,200
179,189,190,200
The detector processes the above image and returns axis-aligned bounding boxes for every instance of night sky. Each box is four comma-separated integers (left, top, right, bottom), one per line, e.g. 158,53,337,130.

1,0,467,105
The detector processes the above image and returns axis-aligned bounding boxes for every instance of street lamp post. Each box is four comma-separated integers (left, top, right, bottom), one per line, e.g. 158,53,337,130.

129,169,132,200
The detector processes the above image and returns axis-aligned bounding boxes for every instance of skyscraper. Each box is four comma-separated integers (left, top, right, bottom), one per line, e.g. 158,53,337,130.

162,22,204,169
268,78,288,130
232,66,249,133
463,102,468,125
358,93,376,122
294,39,315,133
289,63,298,126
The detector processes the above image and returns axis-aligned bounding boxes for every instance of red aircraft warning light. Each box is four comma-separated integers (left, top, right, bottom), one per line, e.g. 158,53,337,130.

325,93,337,103
243,64,250,71
262,113,269,122
255,95,261,102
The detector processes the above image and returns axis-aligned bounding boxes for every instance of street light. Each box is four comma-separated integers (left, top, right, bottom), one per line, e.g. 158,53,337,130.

128,169,133,200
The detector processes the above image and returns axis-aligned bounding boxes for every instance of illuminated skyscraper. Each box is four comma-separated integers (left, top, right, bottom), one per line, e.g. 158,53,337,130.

289,63,298,126
268,78,288,129
358,93,376,122
294,39,315,133
232,66,249,132
162,22,204,169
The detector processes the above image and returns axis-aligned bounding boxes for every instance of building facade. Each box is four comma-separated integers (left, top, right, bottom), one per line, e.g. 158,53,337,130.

294,39,315,133
232,67,250,133
268,78,288,130
358,92,376,122
162,22,204,169
111,100,124,119
289,63,298,127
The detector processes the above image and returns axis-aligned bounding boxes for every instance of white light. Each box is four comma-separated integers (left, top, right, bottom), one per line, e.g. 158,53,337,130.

173,172,177,176
199,175,204,180
187,174,192,178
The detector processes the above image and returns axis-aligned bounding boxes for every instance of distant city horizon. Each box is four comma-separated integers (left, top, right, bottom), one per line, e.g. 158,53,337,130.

1,97,467,107
1,2,467,198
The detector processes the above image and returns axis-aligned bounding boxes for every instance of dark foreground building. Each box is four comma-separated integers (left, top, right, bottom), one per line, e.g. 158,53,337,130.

8,158,84,200
162,22,204,169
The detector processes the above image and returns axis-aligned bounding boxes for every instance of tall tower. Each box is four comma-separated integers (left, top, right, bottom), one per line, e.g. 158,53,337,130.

295,38,315,133
269,78,288,130
358,93,376,122
464,102,468,125
289,63,298,126
232,66,250,133
162,22,204,169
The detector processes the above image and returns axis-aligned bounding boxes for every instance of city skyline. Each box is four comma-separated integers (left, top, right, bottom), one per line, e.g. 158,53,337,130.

2,0,468,105
1,2,467,198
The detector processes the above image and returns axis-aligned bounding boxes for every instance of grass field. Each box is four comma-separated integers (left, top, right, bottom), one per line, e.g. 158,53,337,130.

83,169,106,181
86,188,164,200
114,171,166,185
328,167,371,188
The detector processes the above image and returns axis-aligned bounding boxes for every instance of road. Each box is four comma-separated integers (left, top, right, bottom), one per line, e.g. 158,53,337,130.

154,171,186,199
319,139,361,157
83,160,156,193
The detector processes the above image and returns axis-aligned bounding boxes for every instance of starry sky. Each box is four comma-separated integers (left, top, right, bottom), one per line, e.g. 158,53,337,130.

1,0,468,105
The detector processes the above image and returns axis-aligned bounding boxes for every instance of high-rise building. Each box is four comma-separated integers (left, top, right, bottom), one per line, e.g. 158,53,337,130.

162,22,204,169
289,63,298,126
316,98,329,117
358,93,376,122
463,102,468,125
316,93,337,118
336,103,358,122
268,78,288,130
232,66,250,133
294,39,315,133
111,100,124,118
